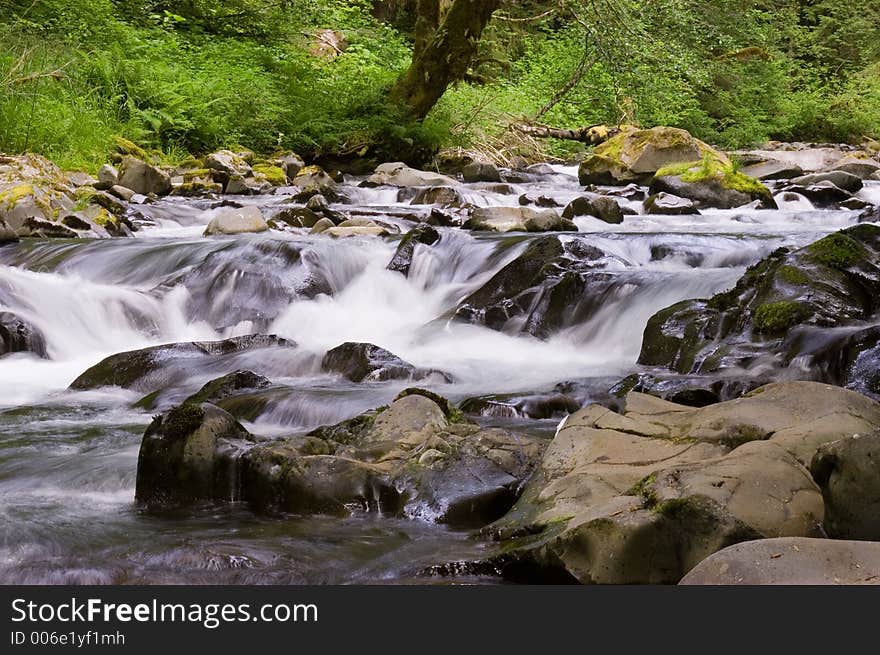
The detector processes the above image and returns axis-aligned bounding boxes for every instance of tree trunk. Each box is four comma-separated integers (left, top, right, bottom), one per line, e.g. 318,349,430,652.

512,122,622,145
390,0,500,119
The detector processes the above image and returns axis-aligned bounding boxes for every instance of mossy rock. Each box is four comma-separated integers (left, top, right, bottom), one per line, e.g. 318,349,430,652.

252,164,287,186
652,156,775,208
753,301,810,335
578,126,727,186
807,232,869,269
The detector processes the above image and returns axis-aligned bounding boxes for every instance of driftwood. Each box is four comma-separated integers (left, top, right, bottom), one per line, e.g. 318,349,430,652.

511,123,621,145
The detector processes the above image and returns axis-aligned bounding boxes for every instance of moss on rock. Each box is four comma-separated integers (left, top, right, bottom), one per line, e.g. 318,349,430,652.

807,232,869,269
753,301,809,334
252,163,287,186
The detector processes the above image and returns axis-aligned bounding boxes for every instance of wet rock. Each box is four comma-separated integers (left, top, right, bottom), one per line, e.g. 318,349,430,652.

204,206,268,236
562,195,624,224
364,162,457,188
461,392,580,420
681,537,880,585
781,181,851,207
453,235,609,337
644,192,700,215
135,403,254,505
322,342,450,383
463,207,576,233
22,216,79,239
578,126,725,185
807,325,880,397
109,185,136,202
117,156,171,196
462,162,502,183
0,312,48,358
638,224,880,375
291,165,338,198
247,392,545,524
811,431,880,540
387,224,441,276
410,186,465,207
323,217,388,238
454,381,872,584
518,194,560,208
184,370,272,406
271,206,321,228
790,171,863,194
69,335,296,392
135,390,546,526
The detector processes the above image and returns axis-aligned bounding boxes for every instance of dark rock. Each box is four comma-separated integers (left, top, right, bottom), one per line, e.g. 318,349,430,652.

410,186,465,207
781,181,852,207
562,196,624,224
643,192,700,215
322,342,450,383
271,206,321,228
518,194,561,208
0,219,18,244
452,236,610,338
649,175,772,209
69,335,295,391
135,403,254,505
184,370,272,406
0,312,48,358
811,431,880,540
387,224,441,276
638,224,880,375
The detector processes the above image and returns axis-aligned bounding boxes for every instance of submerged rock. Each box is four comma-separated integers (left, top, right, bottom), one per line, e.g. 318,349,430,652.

387,224,440,276
69,335,296,393
0,312,48,358
440,381,877,584
183,370,272,406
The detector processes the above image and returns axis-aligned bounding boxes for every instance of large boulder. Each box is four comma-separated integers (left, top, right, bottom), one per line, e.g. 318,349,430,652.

204,206,269,235
364,162,457,188
322,342,450,383
681,537,880,585
650,158,775,209
463,207,576,233
135,403,254,505
117,156,171,196
136,390,547,527
578,126,726,185
0,312,48,358
811,431,880,540
462,161,502,183
638,224,880,375
452,235,611,337
204,150,252,177
789,171,863,194
442,382,876,584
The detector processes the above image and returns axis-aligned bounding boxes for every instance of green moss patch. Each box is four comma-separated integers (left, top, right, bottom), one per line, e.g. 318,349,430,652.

776,264,811,286
656,155,770,198
753,300,809,334
252,163,287,185
0,183,35,209
807,232,868,269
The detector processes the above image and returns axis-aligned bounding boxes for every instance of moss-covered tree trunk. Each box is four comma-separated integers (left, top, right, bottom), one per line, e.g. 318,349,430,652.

390,0,500,119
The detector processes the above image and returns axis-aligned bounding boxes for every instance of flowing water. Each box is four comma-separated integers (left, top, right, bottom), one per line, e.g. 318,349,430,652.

0,166,876,584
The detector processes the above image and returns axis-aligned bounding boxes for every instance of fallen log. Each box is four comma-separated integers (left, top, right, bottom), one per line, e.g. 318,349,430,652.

512,123,620,145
